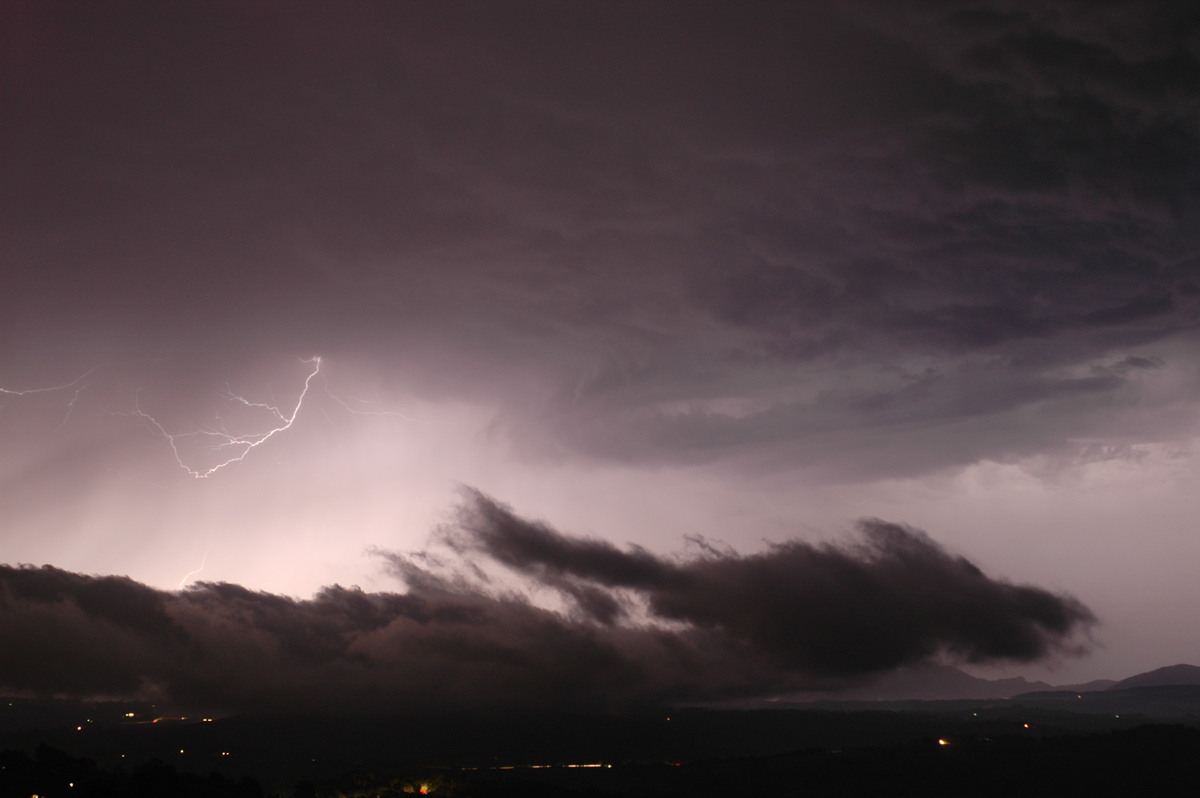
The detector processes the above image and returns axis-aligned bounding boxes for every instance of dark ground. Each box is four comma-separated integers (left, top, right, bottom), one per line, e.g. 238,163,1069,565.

4,694,1200,796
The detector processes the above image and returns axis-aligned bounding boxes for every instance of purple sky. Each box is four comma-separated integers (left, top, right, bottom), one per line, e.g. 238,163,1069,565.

2,1,1199,707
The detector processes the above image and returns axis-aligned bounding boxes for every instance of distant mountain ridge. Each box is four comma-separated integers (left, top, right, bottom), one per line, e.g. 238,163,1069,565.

1013,663,1200,703
784,663,1200,704
851,664,1050,700
1111,663,1200,690
781,664,1052,703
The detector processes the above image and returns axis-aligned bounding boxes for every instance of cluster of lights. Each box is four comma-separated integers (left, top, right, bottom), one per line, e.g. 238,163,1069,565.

938,718,1039,748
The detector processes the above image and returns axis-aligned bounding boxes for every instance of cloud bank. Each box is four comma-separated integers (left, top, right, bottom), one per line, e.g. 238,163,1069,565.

0,490,1093,714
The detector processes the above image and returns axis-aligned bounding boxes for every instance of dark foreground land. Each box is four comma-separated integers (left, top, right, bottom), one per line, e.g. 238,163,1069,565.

4,696,1200,796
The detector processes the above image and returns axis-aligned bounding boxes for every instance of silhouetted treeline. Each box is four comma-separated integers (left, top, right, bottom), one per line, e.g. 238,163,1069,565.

0,744,263,798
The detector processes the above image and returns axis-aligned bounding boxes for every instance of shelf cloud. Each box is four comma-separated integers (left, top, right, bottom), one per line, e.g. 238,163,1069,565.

0,490,1093,714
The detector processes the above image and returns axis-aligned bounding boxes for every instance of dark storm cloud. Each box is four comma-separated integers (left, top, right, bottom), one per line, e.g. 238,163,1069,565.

545,357,1177,481
526,0,1200,475
0,491,1093,713
449,491,1094,675
0,568,178,696
701,1,1200,359
4,0,1199,480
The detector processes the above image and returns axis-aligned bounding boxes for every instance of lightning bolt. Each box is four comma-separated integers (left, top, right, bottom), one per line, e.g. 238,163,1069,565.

0,365,101,398
322,384,435,426
133,356,323,479
1,365,103,428
177,550,209,589
2,358,166,427
8,355,436,480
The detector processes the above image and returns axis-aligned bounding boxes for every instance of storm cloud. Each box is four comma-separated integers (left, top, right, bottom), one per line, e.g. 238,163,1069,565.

0,491,1092,714
448,490,1095,675
5,1,1198,481
2,0,1194,688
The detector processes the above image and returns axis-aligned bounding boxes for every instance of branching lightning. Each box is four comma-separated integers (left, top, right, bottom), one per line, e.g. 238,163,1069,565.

2,359,165,428
1,365,102,428
7,355,437,480
5,355,439,595
133,357,323,479
323,383,434,427
0,365,101,398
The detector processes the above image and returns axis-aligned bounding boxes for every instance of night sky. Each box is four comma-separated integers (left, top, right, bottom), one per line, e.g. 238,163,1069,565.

2,1,1199,710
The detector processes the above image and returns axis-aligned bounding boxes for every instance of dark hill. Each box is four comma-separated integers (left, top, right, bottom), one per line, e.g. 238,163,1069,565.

781,664,1055,702
1112,664,1200,690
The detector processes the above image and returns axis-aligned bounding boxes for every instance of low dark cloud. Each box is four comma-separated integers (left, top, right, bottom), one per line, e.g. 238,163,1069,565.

449,490,1094,675
0,490,1093,713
